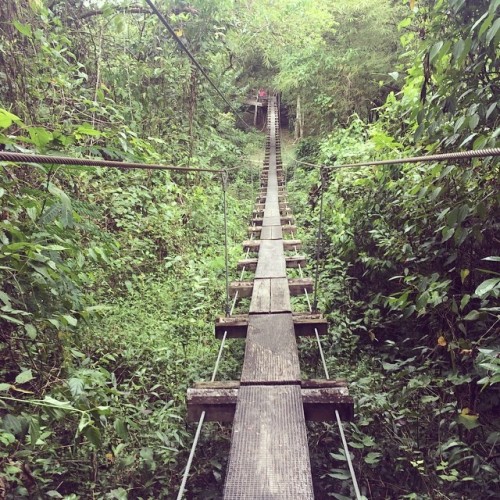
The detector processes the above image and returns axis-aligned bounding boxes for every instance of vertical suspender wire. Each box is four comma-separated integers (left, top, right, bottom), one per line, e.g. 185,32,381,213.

312,166,325,312
306,168,361,498
336,408,362,500
222,172,230,317
176,330,228,500
177,174,230,499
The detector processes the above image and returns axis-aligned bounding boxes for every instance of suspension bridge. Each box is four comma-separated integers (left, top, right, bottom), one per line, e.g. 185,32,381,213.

2,2,499,495
184,96,356,498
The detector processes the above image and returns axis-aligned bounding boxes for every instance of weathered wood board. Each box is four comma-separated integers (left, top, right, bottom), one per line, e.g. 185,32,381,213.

240,313,299,383
187,385,354,422
255,240,286,278
223,385,314,499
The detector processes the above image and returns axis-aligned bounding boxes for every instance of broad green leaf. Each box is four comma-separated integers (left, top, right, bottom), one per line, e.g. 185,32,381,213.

26,206,38,222
43,245,68,251
429,41,444,63
421,395,439,403
452,39,465,63
0,383,12,392
475,278,500,298
482,256,500,262
114,419,128,440
364,452,382,464
486,103,497,119
460,269,469,283
0,109,21,129
43,396,73,409
76,124,101,137
457,413,480,430
442,227,454,242
486,17,500,45
2,414,26,435
463,310,480,321
479,13,495,37
63,314,77,326
460,294,470,310
28,127,52,148
68,377,84,397
468,114,479,130
0,291,11,306
15,369,35,385
29,419,40,446
13,20,32,38
0,314,25,326
83,425,102,447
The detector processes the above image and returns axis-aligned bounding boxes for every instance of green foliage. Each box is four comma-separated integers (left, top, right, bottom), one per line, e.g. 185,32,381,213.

288,1,499,497
1,0,499,497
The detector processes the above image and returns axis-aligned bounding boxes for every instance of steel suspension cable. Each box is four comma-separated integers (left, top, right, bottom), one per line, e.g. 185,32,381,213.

0,151,223,173
293,147,500,171
144,0,251,130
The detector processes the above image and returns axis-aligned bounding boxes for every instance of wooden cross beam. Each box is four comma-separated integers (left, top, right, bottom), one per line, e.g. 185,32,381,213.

187,380,354,422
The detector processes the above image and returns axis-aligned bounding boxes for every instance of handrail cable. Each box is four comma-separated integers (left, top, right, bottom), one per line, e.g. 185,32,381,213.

0,151,224,173
144,0,252,130
293,147,500,170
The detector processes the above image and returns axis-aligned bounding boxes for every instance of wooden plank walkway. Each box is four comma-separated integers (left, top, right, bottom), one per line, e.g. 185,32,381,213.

185,94,353,498
223,96,314,498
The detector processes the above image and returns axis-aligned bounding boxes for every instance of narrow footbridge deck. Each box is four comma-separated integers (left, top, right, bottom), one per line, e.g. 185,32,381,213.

187,96,354,498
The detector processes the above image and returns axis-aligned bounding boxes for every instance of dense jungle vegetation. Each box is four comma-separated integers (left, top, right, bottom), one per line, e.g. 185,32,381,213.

0,0,499,498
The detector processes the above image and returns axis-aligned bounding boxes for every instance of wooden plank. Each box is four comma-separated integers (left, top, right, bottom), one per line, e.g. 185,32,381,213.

241,313,299,383
254,216,293,226
293,313,328,336
271,225,283,239
282,255,306,268
261,215,281,226
259,225,282,240
193,379,348,390
263,204,280,218
249,279,270,313
242,240,260,252
187,386,353,423
288,277,313,295
283,239,301,251
214,312,327,339
270,277,291,312
282,224,297,234
237,255,306,271
254,203,290,211
223,385,314,498
255,240,286,278
229,280,253,298
229,278,313,298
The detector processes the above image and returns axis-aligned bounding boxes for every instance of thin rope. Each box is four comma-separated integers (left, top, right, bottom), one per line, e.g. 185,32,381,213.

144,0,251,129
176,330,228,499
294,147,500,170
0,151,223,173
